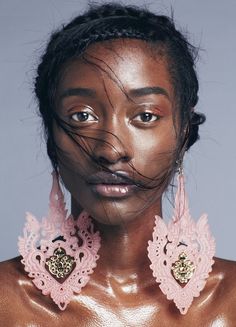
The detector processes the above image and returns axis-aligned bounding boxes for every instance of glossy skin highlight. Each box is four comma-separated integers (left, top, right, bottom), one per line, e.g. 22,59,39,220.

0,39,236,326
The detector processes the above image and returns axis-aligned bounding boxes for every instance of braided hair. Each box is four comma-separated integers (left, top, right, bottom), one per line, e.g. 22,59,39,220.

35,2,205,174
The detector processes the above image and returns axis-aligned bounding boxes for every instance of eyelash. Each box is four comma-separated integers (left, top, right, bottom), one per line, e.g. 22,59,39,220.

133,112,161,123
69,108,162,125
71,111,98,122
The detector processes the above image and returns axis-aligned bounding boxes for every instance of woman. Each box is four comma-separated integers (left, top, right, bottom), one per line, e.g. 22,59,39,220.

0,3,236,326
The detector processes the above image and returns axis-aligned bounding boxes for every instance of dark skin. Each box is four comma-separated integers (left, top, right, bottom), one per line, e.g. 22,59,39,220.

1,39,236,326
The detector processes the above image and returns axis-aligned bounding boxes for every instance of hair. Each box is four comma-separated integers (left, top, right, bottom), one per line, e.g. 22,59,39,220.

34,2,205,192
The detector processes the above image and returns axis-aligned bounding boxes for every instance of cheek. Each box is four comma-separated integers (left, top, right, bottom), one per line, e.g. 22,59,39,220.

131,123,177,175
52,127,88,199
53,124,86,172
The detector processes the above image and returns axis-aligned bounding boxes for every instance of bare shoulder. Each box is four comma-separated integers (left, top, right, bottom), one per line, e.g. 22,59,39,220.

0,257,92,326
0,257,33,325
211,257,236,317
213,256,236,288
0,256,25,296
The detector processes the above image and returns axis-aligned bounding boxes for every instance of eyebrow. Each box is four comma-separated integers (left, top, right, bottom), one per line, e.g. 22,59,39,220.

59,86,170,100
60,87,97,99
129,86,170,99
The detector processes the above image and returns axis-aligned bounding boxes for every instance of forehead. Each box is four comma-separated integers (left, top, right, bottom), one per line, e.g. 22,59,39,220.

57,38,174,101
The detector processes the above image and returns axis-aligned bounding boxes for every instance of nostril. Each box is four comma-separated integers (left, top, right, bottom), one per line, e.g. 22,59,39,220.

92,141,131,166
97,156,111,165
121,155,130,163
96,154,130,166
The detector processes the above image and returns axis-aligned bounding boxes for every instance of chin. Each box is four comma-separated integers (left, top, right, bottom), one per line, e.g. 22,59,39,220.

78,191,156,226
86,203,139,225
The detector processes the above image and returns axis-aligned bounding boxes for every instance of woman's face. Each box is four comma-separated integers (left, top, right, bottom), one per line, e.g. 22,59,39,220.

54,39,177,225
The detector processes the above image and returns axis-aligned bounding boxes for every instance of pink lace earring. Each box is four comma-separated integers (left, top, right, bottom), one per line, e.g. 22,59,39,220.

147,168,215,314
18,172,101,310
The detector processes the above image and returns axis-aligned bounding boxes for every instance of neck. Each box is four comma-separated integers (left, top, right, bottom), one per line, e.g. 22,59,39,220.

71,199,162,277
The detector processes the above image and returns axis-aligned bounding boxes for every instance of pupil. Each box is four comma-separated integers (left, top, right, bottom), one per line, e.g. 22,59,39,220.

78,112,88,121
141,113,152,122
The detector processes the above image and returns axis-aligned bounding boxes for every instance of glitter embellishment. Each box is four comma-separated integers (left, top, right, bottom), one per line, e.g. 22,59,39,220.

172,252,195,284
46,248,75,279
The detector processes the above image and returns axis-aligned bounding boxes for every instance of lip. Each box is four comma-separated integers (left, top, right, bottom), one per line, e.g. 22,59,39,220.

91,184,136,198
87,171,138,198
87,171,136,185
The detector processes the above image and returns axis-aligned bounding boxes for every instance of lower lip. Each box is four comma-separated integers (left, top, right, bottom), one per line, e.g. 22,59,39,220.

90,184,136,198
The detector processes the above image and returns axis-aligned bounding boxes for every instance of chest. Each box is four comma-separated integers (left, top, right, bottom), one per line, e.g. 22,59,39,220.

8,301,232,327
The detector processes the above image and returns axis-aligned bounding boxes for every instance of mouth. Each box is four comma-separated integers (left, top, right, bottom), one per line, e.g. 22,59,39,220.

86,171,138,198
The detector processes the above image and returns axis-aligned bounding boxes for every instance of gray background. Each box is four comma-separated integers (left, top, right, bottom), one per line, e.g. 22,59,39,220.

0,0,236,262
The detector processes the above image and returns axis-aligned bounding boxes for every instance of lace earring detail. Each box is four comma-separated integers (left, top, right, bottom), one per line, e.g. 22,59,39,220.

18,172,101,310
147,170,215,314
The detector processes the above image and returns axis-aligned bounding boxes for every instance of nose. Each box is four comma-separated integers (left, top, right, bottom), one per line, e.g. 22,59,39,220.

92,129,131,166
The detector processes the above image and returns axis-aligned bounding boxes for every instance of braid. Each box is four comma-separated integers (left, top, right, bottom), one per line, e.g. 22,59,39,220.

34,2,204,169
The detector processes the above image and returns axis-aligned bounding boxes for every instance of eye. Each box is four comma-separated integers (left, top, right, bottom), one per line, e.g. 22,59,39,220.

134,112,160,123
71,111,97,122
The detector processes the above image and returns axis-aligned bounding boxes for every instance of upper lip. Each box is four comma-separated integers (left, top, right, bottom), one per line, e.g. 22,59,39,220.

86,171,136,185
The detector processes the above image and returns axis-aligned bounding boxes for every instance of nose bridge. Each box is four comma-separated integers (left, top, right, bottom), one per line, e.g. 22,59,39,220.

93,115,130,164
